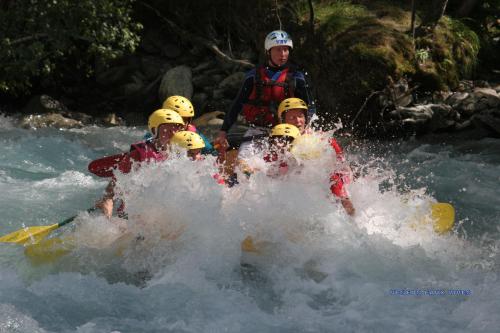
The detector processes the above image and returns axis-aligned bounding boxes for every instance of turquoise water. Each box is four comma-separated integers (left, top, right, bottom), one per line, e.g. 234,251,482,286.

1,114,499,333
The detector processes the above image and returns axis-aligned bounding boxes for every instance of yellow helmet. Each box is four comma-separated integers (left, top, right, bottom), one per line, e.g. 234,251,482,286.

148,109,184,135
277,97,308,122
170,131,206,150
270,124,301,140
162,95,195,118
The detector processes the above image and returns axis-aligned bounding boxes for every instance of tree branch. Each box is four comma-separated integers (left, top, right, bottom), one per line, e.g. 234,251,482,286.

139,1,254,69
308,0,315,36
8,33,48,46
410,0,416,43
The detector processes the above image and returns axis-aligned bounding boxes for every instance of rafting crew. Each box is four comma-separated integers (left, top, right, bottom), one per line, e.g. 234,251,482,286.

88,28,356,217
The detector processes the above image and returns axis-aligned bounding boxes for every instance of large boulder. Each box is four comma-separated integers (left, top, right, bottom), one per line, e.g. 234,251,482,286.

192,60,215,74
121,71,147,96
218,72,245,98
192,92,209,113
158,65,193,103
141,56,169,81
427,104,458,131
472,109,500,137
445,87,500,117
386,103,457,134
473,88,500,109
161,43,182,59
445,92,470,109
313,22,416,123
493,83,500,94
192,111,225,127
18,113,83,129
23,95,69,114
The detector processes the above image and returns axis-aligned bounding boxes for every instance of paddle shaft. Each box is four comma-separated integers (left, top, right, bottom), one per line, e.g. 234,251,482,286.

58,207,96,227
226,133,268,149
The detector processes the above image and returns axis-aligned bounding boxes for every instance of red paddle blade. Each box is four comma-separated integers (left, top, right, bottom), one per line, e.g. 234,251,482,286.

88,153,126,177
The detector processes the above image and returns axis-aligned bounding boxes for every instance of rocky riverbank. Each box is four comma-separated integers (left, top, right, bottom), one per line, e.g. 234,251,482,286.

367,79,500,138
1,0,498,140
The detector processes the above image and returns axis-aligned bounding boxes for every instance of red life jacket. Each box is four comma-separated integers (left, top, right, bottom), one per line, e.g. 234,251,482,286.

117,141,167,174
242,66,295,127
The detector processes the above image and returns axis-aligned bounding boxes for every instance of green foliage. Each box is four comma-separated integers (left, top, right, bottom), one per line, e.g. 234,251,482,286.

312,19,415,122
447,17,480,77
0,0,142,96
416,16,480,89
314,0,371,38
415,48,430,64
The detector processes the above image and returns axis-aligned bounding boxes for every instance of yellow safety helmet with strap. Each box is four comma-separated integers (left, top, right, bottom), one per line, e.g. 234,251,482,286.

270,124,301,140
170,131,206,150
277,97,308,122
162,96,195,118
148,109,184,136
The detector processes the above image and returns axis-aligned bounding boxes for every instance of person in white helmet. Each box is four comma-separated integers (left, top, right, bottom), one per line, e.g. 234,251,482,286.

213,30,316,186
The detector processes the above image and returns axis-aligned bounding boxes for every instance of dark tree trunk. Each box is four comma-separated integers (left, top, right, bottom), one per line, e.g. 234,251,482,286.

434,0,449,27
420,0,449,28
410,0,416,41
456,0,480,17
308,0,315,36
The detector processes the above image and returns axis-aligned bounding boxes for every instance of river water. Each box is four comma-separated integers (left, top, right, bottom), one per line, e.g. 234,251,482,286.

0,114,499,333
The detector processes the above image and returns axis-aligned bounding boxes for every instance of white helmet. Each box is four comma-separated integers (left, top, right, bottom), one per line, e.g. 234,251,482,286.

264,30,293,51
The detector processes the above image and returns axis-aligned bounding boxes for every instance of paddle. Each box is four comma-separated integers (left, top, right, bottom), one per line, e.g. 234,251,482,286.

24,237,76,265
0,208,95,245
431,202,455,234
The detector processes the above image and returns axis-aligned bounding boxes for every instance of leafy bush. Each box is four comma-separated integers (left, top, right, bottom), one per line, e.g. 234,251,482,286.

0,0,142,96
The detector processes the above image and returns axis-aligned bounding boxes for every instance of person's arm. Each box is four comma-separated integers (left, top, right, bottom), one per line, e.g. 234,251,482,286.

96,179,115,219
293,71,316,119
328,138,354,216
215,71,255,150
221,72,254,132
340,197,355,216
329,138,346,162
96,148,138,218
330,173,355,216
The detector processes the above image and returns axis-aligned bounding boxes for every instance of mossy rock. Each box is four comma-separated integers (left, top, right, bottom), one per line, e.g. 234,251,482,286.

415,17,480,91
312,21,415,124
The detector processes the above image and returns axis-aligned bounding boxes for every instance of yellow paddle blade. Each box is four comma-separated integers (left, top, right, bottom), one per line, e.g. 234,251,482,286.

431,203,455,234
241,236,259,253
24,237,75,265
0,224,58,244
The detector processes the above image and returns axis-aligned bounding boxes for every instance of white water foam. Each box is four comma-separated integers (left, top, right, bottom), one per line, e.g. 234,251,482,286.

1,124,499,332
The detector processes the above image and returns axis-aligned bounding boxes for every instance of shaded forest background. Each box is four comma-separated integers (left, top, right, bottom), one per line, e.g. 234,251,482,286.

0,0,499,132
